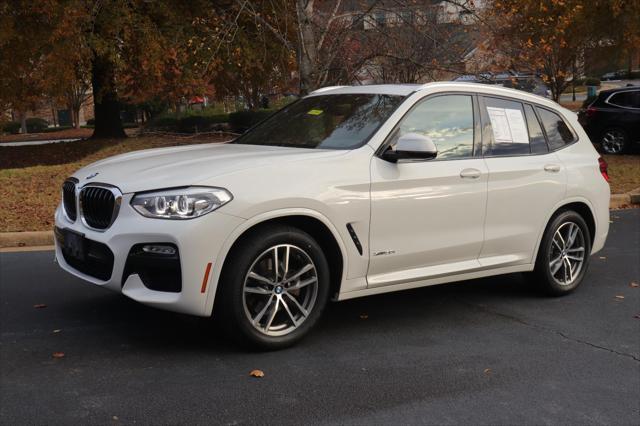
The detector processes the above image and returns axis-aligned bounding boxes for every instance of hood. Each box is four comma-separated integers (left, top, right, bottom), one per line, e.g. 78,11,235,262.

73,143,347,193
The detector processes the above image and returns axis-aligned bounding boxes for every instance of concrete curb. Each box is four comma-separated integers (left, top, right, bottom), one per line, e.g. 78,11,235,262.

0,231,54,249
1,190,639,249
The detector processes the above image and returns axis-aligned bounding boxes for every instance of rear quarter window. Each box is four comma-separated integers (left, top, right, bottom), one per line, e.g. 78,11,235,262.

607,90,640,108
536,107,577,150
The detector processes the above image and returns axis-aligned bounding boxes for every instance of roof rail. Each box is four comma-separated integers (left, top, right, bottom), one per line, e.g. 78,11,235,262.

309,86,348,94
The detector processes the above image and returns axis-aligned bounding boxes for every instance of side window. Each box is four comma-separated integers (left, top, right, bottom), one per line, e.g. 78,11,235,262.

387,95,474,160
608,90,640,108
536,107,576,150
524,104,548,154
483,96,530,156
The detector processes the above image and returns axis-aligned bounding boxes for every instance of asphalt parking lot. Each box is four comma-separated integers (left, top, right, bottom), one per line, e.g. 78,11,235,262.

1,209,638,425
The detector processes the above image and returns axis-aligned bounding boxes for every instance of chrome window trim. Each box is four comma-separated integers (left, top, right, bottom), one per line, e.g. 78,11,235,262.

78,183,123,232
604,89,640,110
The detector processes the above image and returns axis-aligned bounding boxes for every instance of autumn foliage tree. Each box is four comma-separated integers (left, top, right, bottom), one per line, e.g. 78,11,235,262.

0,2,54,133
481,0,640,101
1,1,210,138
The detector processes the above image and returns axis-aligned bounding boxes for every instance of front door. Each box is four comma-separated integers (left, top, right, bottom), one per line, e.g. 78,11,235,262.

368,94,488,287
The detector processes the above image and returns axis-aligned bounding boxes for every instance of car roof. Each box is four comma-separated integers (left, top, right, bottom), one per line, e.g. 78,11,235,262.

308,82,558,109
598,86,639,96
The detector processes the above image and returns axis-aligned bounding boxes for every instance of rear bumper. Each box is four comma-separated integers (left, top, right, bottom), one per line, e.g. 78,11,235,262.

54,194,245,316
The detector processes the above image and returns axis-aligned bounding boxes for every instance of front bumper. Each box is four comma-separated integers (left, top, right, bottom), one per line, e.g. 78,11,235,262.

54,193,245,316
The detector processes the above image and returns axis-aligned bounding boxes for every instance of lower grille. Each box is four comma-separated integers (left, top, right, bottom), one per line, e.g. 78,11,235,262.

80,186,120,230
62,179,78,221
56,227,114,281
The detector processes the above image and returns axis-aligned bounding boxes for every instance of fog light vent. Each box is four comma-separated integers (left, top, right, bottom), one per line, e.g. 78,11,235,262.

142,244,176,255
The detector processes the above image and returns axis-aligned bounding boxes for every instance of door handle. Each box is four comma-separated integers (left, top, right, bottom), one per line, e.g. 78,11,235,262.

460,168,481,179
544,164,561,173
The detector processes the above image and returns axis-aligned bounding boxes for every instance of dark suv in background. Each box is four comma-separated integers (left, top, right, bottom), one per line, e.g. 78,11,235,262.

578,87,640,154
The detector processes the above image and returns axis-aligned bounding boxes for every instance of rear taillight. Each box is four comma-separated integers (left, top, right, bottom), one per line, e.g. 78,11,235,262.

586,106,597,118
598,157,609,182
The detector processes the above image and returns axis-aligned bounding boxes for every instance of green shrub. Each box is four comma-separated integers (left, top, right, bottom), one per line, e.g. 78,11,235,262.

2,121,21,134
229,109,274,132
177,114,229,133
583,77,601,87
147,116,179,129
26,117,49,133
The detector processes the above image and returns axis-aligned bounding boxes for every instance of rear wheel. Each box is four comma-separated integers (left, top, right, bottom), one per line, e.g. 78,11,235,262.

600,128,627,154
217,225,330,349
532,210,591,296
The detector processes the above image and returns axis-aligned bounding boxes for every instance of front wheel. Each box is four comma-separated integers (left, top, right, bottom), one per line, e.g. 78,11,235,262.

531,210,592,296
217,225,330,350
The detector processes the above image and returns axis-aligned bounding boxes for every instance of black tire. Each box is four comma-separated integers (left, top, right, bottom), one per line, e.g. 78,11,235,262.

217,225,330,350
600,128,628,154
531,210,592,296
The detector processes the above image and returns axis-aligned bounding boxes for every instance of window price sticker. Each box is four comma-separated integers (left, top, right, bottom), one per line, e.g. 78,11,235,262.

487,107,529,144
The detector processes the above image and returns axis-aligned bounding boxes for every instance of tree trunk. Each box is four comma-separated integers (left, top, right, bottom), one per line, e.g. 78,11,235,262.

296,0,318,95
74,107,81,129
91,53,126,139
19,112,27,134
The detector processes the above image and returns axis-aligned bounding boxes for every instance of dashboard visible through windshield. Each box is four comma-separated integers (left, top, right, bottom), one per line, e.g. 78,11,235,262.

234,94,405,149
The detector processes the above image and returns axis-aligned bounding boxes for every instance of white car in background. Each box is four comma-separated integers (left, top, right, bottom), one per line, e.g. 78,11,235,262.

54,83,610,349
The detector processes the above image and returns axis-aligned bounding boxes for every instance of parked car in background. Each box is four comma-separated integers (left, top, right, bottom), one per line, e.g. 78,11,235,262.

453,73,551,98
578,86,640,154
600,69,640,81
55,83,610,349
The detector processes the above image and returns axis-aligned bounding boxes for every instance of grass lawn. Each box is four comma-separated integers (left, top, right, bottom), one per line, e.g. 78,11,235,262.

604,154,640,194
0,135,231,232
0,136,638,232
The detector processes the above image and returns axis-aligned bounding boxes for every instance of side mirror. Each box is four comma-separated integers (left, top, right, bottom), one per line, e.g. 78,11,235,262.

382,132,438,163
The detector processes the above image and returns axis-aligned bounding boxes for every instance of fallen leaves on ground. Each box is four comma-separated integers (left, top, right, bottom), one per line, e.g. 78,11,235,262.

484,368,492,375
630,282,639,288
33,304,47,309
52,352,65,358
249,369,264,378
359,314,369,319
53,329,61,333
615,295,625,300
599,256,607,260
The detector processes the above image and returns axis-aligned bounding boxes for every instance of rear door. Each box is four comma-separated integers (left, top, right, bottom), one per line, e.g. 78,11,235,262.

479,96,567,266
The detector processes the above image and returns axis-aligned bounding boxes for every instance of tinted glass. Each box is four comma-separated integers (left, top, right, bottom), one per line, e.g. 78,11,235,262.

537,107,576,150
234,94,403,149
524,104,548,154
609,90,640,108
387,95,474,160
483,97,530,156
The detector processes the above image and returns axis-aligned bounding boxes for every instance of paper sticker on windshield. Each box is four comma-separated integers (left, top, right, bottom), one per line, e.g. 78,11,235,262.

307,109,323,116
487,107,529,144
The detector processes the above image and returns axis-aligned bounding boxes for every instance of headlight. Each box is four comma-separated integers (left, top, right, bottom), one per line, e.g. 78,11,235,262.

131,186,232,219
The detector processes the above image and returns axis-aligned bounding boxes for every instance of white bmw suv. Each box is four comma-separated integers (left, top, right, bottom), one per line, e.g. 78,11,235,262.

55,83,610,348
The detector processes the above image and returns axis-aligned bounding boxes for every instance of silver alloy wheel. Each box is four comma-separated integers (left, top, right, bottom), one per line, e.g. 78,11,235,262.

601,129,626,154
549,222,586,286
242,244,319,337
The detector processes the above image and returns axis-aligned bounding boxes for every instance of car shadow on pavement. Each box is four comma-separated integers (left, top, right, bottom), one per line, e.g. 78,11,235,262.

52,272,541,355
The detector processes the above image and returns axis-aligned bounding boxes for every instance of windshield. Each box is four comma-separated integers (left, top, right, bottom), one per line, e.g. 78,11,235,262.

234,94,404,149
